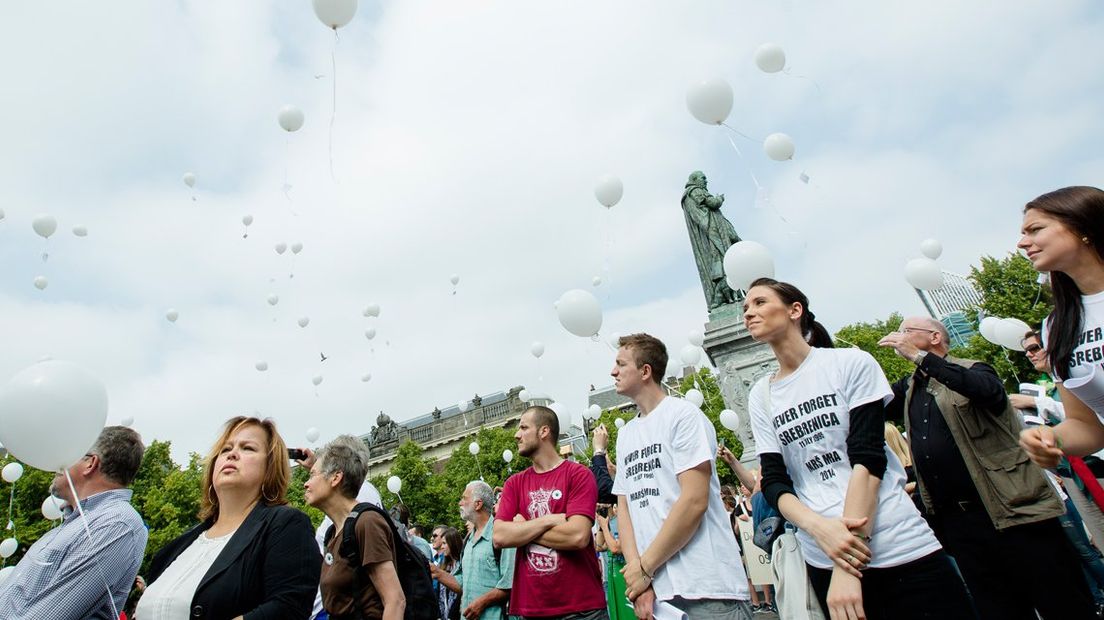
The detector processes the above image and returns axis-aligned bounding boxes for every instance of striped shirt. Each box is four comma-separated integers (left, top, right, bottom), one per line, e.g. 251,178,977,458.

0,489,147,620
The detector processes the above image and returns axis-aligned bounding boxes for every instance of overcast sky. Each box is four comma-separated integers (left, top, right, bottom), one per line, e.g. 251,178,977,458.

1,1,1101,461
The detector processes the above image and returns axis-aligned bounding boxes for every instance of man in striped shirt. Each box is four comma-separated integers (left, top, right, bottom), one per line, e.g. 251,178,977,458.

0,426,147,620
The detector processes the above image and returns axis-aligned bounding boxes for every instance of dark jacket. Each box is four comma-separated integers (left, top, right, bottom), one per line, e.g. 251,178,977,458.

891,355,1063,530
147,502,322,620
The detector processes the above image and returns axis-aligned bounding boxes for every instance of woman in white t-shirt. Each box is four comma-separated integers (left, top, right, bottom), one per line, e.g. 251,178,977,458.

744,278,973,620
1019,186,1104,470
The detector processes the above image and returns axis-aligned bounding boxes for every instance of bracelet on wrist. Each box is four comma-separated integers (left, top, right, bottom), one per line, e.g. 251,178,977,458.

640,558,654,580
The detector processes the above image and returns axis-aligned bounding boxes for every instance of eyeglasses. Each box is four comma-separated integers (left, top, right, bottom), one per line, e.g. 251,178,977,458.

900,327,936,335
1024,343,1043,354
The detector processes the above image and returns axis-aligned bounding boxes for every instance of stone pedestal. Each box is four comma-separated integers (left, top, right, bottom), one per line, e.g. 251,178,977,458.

702,305,778,466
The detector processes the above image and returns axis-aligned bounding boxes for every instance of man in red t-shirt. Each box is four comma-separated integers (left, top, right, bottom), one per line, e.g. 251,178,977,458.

493,406,609,620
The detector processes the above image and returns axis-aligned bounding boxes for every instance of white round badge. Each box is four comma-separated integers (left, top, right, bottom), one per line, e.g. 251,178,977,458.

325,552,334,565
551,490,562,500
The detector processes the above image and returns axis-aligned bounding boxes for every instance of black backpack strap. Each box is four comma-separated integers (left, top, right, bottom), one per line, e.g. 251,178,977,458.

337,503,378,620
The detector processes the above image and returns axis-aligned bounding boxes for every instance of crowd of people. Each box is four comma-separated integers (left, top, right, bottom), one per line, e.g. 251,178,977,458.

0,185,1100,619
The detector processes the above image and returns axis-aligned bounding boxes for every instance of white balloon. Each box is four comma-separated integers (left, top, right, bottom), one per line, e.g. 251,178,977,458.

182,172,196,188
594,175,624,208
684,389,705,407
298,317,310,328
519,389,531,402
277,105,305,132
165,309,179,323
41,495,66,520
255,361,268,372
920,238,943,260
0,361,108,471
72,226,88,237
242,215,254,227
312,375,323,386
306,427,320,443
904,258,944,290
531,341,545,359
720,409,740,432
120,416,134,427
549,402,569,433
291,242,303,255
979,317,1002,345
754,43,787,73
387,475,402,494
688,330,705,348
585,404,602,420
996,317,1032,351
763,133,795,161
275,242,287,255
267,294,279,306
592,276,602,287
0,538,16,558
312,0,358,29
723,241,775,291
361,373,372,382
556,289,603,337
2,462,24,483
614,418,625,429
503,449,514,463
469,442,480,455
450,274,460,286
680,345,702,367
32,215,57,239
33,276,48,291
365,327,377,340
608,332,622,348
686,78,734,125
0,566,13,585
363,303,381,318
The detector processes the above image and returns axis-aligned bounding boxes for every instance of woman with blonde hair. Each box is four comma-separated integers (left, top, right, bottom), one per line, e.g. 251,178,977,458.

883,423,917,496
139,416,320,619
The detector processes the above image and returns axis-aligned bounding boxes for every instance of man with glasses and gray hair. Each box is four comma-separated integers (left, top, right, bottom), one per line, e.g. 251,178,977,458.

0,426,147,620
435,480,515,619
879,317,1091,618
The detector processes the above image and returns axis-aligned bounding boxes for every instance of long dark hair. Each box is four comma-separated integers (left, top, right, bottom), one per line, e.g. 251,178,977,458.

747,277,834,348
441,527,463,571
1024,186,1104,379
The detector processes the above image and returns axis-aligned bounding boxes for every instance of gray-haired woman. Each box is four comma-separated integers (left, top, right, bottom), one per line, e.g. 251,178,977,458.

304,435,406,620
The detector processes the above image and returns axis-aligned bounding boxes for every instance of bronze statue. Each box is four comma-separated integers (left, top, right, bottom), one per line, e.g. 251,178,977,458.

681,171,741,309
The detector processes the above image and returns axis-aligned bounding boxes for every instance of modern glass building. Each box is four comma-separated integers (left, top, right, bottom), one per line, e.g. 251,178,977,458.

915,271,983,348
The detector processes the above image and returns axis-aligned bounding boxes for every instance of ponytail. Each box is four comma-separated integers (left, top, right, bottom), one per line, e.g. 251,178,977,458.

747,277,835,349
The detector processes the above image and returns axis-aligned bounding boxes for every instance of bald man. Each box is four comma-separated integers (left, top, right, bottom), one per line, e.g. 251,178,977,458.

879,317,1090,619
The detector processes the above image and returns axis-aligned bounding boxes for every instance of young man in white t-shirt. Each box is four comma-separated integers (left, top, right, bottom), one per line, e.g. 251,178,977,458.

610,333,752,620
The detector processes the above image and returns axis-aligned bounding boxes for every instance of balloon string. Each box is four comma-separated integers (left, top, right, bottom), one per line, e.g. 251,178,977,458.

63,470,120,620
782,68,823,92
720,122,761,144
1001,348,1022,384
722,131,762,191
329,30,338,182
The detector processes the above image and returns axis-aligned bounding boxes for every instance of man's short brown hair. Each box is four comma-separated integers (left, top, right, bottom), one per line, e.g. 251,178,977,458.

618,333,668,385
525,405,560,444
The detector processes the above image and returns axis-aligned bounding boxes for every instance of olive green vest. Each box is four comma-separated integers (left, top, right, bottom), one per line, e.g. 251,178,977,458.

904,356,1063,530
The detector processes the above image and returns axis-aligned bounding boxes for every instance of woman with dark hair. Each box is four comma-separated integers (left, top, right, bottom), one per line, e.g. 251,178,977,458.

434,527,463,620
138,416,321,619
744,278,972,619
1018,186,1104,469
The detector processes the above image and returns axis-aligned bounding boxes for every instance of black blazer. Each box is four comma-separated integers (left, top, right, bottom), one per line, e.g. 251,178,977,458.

147,502,321,620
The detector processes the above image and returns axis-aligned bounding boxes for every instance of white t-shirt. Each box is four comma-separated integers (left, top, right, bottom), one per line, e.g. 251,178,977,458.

748,347,942,570
135,529,235,620
612,396,749,602
1045,291,1104,422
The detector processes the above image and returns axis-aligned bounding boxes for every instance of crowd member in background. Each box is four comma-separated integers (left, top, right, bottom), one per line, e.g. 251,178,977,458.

611,333,751,619
718,444,760,492
305,434,405,619
1019,186,1104,469
0,427,147,619
391,504,434,561
494,405,607,620
881,315,1091,619
730,484,773,614
884,422,923,512
747,279,971,619
590,424,617,505
139,417,319,619
438,480,514,620
431,528,463,620
595,504,632,620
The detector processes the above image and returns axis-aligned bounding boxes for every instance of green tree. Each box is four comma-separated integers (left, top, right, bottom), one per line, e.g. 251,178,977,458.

370,440,441,529
0,458,60,567
952,253,1053,390
834,313,915,383
135,451,204,574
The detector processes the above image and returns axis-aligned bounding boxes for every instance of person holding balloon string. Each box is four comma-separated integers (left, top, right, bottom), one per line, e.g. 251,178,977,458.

744,278,973,620
0,426,148,620
138,416,320,619
1019,187,1104,479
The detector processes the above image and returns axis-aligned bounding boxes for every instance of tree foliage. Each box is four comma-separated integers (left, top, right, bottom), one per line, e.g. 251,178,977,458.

833,313,915,383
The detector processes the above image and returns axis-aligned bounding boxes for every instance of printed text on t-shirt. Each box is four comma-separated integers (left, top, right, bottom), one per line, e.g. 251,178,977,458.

623,443,663,508
772,392,842,448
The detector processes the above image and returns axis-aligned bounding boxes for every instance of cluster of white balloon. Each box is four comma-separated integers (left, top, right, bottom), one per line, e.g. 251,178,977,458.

723,240,776,292
20,214,88,291
979,316,1033,352
904,239,945,291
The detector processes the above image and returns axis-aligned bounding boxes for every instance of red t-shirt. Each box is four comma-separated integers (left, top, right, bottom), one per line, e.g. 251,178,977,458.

496,460,606,617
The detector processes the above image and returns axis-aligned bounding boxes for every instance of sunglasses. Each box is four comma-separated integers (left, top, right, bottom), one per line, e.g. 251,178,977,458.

1024,343,1043,354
